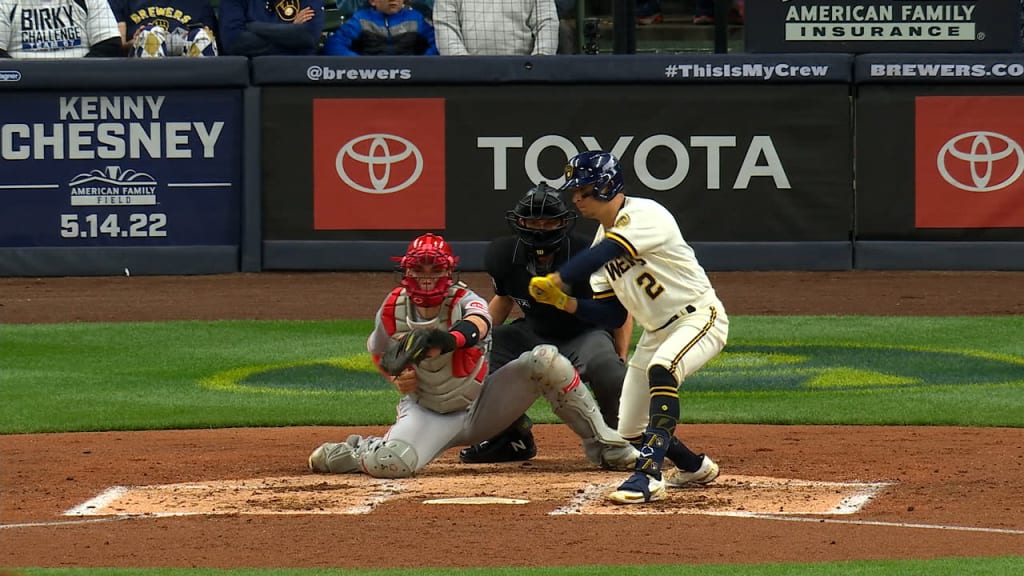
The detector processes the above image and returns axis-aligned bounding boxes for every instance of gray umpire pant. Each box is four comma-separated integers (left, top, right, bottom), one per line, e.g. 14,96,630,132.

489,320,624,427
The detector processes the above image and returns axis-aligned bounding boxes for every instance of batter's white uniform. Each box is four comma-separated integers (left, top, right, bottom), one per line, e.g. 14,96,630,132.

588,196,730,439
0,0,119,58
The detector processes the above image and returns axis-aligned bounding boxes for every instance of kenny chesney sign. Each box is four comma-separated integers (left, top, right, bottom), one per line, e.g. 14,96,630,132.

745,0,1022,53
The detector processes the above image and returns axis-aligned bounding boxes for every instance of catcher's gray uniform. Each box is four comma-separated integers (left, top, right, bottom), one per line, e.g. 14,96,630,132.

308,282,636,478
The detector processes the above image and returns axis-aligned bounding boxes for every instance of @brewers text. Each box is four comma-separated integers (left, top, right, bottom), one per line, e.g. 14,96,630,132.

60,213,168,239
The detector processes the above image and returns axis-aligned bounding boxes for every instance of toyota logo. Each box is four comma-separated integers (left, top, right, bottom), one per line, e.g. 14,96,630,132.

937,131,1024,193
335,134,423,194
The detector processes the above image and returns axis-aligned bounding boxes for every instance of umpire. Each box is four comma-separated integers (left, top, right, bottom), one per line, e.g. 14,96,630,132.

459,183,632,463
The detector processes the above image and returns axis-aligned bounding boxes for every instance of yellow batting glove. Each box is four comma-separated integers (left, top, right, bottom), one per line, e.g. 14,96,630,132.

528,274,569,310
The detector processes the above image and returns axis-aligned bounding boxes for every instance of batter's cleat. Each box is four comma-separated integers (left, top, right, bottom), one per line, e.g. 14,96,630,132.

607,472,666,504
459,428,537,463
664,454,720,487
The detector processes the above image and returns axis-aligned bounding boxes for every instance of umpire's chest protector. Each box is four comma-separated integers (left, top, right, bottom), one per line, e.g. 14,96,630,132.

386,287,489,414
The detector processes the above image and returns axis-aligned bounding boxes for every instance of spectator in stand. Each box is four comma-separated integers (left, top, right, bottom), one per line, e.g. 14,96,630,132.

0,0,121,58
693,0,743,26
219,0,324,55
433,0,557,56
323,0,437,56
408,0,432,20
555,0,574,54
637,0,661,26
110,0,218,57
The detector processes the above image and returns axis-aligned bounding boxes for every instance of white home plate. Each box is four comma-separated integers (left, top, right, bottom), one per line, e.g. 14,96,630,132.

423,497,529,505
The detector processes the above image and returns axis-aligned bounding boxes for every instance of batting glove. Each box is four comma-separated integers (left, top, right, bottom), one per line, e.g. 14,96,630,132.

528,274,570,310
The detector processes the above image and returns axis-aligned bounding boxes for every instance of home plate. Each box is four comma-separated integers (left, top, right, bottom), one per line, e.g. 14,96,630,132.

551,474,891,516
424,497,529,505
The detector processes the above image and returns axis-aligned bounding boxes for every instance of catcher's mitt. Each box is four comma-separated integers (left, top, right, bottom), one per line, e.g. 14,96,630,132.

379,328,456,377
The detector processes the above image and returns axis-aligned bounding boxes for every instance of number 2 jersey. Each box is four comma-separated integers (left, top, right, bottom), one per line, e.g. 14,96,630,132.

590,196,716,333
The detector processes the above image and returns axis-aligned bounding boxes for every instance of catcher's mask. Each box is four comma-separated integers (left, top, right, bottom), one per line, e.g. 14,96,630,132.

560,150,624,202
506,183,577,270
392,233,459,307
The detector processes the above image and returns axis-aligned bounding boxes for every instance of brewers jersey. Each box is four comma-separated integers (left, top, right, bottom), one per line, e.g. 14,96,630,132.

590,196,714,333
0,0,120,58
108,0,217,40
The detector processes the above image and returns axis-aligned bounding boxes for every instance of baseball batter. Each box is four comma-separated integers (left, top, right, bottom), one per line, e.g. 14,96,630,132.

529,151,729,504
308,233,637,478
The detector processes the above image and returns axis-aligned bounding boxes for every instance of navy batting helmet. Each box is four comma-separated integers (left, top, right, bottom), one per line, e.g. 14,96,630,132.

505,182,577,256
560,151,624,201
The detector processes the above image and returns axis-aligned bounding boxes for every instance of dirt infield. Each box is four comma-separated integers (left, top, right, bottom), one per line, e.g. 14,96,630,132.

2,271,1023,569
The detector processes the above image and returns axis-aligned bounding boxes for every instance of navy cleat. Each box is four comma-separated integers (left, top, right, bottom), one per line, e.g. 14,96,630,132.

460,417,537,464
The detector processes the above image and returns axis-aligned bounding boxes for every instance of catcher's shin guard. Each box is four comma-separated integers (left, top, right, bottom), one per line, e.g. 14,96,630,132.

528,345,637,470
360,438,418,478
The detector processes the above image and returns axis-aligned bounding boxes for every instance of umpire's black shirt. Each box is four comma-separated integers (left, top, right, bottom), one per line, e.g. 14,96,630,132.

485,235,601,340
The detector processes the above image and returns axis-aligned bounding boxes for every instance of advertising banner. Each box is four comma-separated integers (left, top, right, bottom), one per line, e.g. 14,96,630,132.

254,54,852,85
261,84,852,243
915,96,1024,229
856,87,1024,240
857,54,1024,83
746,0,1021,54
0,91,242,247
312,98,445,230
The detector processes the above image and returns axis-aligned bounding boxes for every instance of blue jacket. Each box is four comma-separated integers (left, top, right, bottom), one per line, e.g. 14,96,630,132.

323,7,437,56
219,0,324,56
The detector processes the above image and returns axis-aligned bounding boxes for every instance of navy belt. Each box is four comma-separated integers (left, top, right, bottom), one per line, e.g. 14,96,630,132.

654,305,697,332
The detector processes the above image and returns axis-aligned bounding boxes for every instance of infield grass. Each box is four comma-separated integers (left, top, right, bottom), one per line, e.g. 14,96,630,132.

1,316,1023,434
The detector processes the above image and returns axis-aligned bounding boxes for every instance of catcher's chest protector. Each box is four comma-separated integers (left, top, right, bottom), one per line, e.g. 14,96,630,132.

388,287,488,414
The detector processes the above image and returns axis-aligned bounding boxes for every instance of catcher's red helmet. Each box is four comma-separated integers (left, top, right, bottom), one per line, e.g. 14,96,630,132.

392,233,459,307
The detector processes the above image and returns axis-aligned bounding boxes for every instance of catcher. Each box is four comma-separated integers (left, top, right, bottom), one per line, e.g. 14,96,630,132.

308,233,637,478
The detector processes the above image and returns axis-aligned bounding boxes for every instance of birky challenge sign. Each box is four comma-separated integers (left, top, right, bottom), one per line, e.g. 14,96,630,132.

745,0,1022,54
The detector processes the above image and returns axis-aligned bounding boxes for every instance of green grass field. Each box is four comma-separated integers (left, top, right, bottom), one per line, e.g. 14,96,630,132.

2,316,1023,575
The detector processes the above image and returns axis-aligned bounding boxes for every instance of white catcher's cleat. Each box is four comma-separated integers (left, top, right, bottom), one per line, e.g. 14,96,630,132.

664,454,720,487
308,435,364,473
597,443,639,471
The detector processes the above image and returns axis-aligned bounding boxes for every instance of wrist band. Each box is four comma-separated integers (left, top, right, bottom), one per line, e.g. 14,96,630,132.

449,319,479,348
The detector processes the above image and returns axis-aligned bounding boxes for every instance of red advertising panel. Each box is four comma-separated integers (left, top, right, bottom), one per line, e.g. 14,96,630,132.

915,96,1024,228
313,98,445,230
